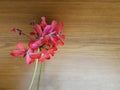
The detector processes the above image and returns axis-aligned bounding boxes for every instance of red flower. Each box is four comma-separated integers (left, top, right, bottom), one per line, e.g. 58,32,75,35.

40,16,47,28
10,42,37,64
25,49,36,64
10,17,65,90
28,39,42,50
42,20,57,36
39,46,57,61
10,42,26,56
11,16,65,64
33,24,42,37
30,46,57,62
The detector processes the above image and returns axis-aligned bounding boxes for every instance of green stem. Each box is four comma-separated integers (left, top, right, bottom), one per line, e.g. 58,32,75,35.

29,59,38,90
37,62,43,90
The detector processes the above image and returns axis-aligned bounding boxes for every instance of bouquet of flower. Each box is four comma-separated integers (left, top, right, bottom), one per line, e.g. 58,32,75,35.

10,16,65,90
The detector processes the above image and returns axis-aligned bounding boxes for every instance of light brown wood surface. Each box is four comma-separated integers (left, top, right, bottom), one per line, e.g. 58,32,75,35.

0,0,120,90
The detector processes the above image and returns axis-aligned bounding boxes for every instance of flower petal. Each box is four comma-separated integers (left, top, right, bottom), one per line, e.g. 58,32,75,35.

47,47,57,56
16,42,26,50
38,56,45,62
26,54,34,64
60,34,65,39
30,53,40,59
55,22,64,33
30,32,35,35
34,24,42,36
28,40,42,49
40,16,47,27
50,20,57,32
49,35,57,46
42,25,51,36
10,50,25,56
58,22,64,33
46,55,50,59
58,39,64,46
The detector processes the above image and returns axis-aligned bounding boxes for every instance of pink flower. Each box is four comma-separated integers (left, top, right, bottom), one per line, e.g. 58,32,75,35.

10,42,27,56
39,46,57,62
30,46,57,62
11,16,65,64
42,20,57,36
25,49,36,64
33,24,42,37
10,42,36,64
46,22,65,46
10,16,65,90
28,39,42,50
40,16,47,28
29,17,65,49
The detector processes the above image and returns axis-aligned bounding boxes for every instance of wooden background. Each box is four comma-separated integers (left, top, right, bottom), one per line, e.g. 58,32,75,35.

0,0,120,90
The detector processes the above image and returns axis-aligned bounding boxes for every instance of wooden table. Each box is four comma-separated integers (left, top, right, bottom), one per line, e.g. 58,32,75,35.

0,0,120,90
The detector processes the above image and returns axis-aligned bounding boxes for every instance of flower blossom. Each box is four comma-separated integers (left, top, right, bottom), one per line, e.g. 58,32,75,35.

11,16,65,64
10,42,36,64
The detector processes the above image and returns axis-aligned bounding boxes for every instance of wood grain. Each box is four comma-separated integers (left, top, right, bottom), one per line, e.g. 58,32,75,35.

0,0,120,90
